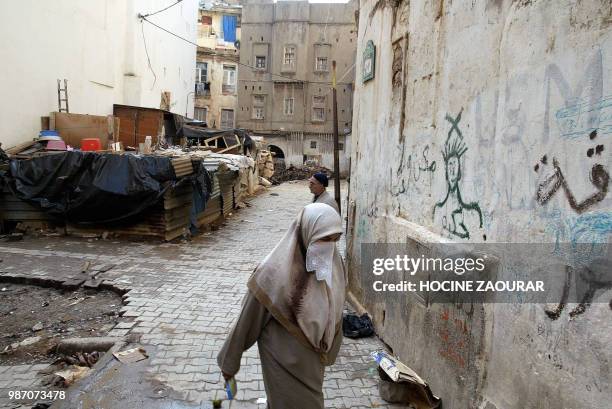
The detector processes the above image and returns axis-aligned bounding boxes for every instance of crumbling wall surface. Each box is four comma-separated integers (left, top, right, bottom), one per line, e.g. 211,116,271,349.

349,0,612,408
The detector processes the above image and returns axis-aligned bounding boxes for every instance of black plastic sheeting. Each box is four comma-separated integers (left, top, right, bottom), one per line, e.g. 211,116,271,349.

2,151,212,225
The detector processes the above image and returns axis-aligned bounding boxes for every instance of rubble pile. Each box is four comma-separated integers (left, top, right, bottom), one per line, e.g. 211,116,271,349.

270,164,333,185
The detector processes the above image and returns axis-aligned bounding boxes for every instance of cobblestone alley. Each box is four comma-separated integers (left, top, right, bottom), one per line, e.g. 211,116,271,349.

0,181,402,409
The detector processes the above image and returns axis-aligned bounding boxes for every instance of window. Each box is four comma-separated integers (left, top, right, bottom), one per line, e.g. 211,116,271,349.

315,57,328,71
284,97,294,115
254,107,265,119
310,141,317,149
252,95,265,120
222,15,237,42
220,109,234,128
194,107,208,122
195,82,210,96
195,62,208,83
255,56,267,69
312,95,326,122
284,46,296,65
222,65,236,94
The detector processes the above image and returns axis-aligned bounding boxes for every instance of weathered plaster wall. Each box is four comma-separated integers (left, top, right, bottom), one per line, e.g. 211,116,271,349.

0,0,198,149
348,0,612,408
237,0,356,134
195,52,239,128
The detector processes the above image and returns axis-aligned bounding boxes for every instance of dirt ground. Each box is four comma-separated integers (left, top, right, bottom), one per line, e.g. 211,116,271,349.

0,283,122,365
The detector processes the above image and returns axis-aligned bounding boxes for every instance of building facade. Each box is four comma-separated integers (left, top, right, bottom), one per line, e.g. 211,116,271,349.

194,1,242,128
0,0,199,149
236,0,357,174
348,1,611,408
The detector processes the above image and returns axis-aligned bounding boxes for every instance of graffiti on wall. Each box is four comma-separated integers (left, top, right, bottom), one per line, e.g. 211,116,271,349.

392,144,437,197
432,110,483,239
556,95,612,140
536,130,609,213
541,210,612,319
543,48,603,144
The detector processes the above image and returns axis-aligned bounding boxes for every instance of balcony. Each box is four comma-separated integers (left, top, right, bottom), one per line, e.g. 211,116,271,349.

195,82,211,98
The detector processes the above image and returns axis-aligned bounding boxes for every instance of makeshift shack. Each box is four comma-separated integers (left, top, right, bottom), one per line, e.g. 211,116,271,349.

0,151,212,241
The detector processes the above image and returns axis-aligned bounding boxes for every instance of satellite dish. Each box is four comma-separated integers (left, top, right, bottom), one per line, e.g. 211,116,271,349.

234,40,240,49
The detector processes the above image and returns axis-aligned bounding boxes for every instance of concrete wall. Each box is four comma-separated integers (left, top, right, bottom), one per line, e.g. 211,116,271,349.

348,0,611,408
0,0,198,149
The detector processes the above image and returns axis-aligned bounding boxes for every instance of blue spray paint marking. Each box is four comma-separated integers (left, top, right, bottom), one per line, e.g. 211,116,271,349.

555,95,612,140
570,211,612,244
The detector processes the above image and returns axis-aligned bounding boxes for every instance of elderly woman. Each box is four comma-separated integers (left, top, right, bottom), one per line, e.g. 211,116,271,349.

217,203,345,408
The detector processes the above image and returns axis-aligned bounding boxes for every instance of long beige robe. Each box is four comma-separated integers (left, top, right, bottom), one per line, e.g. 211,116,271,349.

217,291,343,409
313,190,340,214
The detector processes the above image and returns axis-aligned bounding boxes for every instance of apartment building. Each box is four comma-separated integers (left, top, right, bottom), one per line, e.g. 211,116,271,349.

236,0,357,173
194,1,241,128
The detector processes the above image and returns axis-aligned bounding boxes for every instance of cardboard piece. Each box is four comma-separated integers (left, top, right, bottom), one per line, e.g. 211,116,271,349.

113,347,148,364
371,351,441,408
50,112,118,148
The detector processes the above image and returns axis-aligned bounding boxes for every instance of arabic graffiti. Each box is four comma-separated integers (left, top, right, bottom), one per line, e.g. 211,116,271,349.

542,211,612,319
392,144,437,196
536,159,609,212
536,132,609,213
545,261,612,320
432,110,483,239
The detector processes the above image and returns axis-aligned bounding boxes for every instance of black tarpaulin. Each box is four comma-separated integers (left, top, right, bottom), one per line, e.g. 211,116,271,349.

2,151,210,225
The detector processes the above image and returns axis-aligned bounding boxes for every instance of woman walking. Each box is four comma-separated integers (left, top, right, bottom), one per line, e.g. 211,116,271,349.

217,203,346,408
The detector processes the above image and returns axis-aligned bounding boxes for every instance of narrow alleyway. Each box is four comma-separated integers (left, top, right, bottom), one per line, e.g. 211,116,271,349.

0,181,401,409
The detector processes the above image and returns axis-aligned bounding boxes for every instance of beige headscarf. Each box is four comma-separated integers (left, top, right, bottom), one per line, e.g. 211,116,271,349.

247,203,346,354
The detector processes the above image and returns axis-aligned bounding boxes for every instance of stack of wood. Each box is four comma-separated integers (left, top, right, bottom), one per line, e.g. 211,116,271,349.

67,181,194,241
0,185,57,229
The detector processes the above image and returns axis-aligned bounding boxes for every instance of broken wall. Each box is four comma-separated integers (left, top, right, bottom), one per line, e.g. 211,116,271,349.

349,0,612,408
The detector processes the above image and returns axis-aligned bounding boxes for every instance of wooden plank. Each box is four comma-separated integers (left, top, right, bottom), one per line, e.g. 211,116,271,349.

5,140,37,155
40,116,50,131
0,210,52,220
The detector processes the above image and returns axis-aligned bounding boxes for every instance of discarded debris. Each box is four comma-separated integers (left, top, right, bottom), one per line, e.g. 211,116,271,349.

32,322,44,332
371,351,441,408
56,337,120,355
270,163,332,185
54,365,91,386
57,351,101,368
259,176,272,187
66,297,86,307
343,312,375,338
113,347,148,363
7,232,23,241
